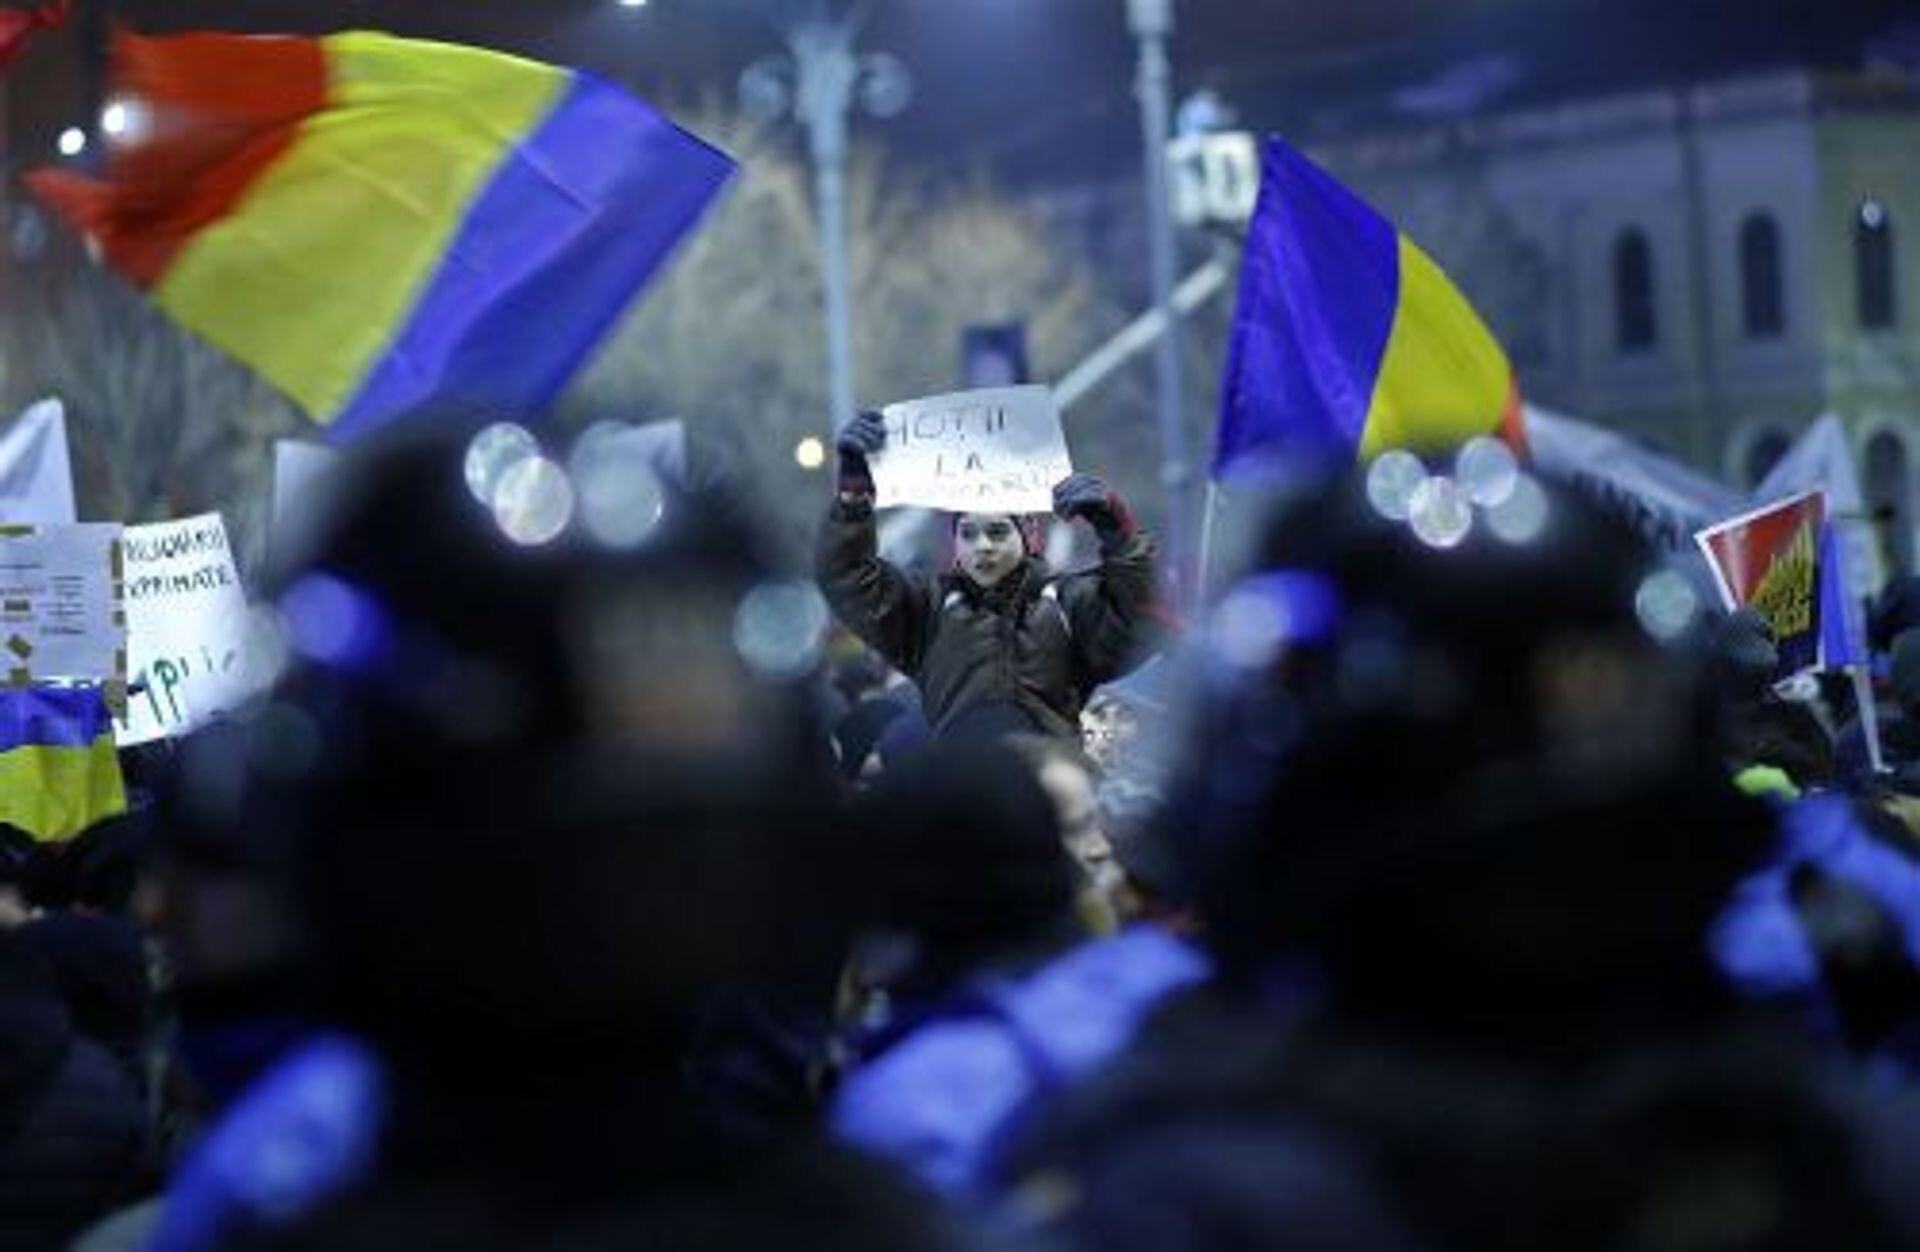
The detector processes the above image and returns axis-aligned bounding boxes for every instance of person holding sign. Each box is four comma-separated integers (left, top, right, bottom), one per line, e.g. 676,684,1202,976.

818,410,1157,744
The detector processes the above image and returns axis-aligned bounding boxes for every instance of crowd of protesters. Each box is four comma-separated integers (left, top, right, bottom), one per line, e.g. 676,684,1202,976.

9,413,1920,1251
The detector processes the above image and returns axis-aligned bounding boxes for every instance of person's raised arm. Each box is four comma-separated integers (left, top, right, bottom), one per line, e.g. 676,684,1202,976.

1053,473,1158,685
815,412,927,672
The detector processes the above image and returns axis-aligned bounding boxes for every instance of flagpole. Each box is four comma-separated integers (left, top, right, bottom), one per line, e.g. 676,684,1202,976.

1127,0,1193,606
1194,478,1221,608
1853,666,1887,777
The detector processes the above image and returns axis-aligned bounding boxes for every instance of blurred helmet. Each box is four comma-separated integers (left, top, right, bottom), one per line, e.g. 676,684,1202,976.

1166,454,1768,1034
170,423,842,1066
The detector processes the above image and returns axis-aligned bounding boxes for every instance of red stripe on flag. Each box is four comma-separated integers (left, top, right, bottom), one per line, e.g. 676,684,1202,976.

0,1,70,71
1499,374,1530,461
25,29,327,287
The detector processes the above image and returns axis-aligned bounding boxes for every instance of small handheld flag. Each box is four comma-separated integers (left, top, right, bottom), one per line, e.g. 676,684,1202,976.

29,30,735,441
0,685,126,844
1694,490,1827,677
1215,137,1523,478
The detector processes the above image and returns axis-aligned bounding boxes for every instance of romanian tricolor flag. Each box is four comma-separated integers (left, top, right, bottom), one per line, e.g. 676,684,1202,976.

0,686,125,844
1214,137,1525,478
28,31,734,440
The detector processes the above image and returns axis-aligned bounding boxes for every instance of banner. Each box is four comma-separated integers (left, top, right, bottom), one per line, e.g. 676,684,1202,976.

1525,406,1739,555
0,399,76,526
582,418,687,487
0,523,124,687
870,385,1072,514
116,514,265,746
1696,490,1826,675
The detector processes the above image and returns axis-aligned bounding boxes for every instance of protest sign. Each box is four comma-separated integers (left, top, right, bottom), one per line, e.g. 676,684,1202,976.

0,523,124,688
870,385,1073,514
116,514,265,746
0,399,76,526
1695,490,1826,675
1756,414,1880,661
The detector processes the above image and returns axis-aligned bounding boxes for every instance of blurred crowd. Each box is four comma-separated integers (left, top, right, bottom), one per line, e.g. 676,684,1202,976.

10,420,1920,1251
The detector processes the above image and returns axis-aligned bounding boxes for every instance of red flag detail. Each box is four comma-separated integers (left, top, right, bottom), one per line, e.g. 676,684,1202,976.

0,2,71,71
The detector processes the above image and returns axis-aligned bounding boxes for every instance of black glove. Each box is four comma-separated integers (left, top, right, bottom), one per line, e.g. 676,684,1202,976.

835,411,887,494
1053,473,1135,543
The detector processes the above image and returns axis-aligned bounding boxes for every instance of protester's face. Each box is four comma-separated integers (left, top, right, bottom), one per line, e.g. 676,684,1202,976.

1082,700,1138,771
957,514,1023,588
1039,757,1112,872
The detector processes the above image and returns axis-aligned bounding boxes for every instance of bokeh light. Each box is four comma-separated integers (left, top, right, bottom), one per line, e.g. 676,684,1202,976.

1633,569,1701,643
1455,436,1520,507
571,422,669,549
463,423,540,508
1407,475,1473,549
1365,450,1427,522
1485,475,1550,546
491,456,575,547
733,580,831,680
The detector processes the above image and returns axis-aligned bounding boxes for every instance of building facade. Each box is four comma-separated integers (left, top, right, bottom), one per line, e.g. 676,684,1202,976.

1312,69,1920,570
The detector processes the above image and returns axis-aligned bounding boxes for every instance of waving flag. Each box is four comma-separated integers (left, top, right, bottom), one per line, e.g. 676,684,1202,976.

28,30,734,441
0,685,125,843
0,1,68,71
1215,136,1523,477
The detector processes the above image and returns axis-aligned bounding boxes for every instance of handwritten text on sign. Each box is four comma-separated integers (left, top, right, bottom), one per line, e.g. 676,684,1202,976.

870,386,1073,514
117,514,268,747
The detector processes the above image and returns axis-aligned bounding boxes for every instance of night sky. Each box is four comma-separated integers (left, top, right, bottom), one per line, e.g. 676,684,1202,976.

48,0,1920,182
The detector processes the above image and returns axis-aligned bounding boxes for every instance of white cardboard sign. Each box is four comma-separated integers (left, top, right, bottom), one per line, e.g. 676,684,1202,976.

116,514,264,747
0,523,124,685
870,385,1073,514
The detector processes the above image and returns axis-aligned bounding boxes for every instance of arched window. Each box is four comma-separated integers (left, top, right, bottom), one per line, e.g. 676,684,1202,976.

1613,228,1657,352
1744,428,1792,490
1856,199,1897,330
1868,429,1914,576
1739,213,1784,338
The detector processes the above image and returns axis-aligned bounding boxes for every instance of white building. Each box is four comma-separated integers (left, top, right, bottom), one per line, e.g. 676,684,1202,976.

1264,63,1920,573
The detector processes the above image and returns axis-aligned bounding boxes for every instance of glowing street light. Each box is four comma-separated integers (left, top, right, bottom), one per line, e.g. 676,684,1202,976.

56,126,86,157
739,3,912,439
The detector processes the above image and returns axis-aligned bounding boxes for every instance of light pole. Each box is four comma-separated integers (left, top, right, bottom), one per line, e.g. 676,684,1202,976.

1126,0,1191,602
740,2,910,438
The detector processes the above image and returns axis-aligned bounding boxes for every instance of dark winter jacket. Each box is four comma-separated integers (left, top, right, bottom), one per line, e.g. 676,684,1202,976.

816,499,1156,739
0,934,146,1252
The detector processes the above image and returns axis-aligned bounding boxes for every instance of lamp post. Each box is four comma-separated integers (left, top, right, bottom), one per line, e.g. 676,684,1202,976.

1126,0,1191,601
740,2,910,438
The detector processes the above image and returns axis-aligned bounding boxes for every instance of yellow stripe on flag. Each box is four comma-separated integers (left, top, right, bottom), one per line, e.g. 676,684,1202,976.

1358,236,1514,461
0,740,126,844
154,34,568,420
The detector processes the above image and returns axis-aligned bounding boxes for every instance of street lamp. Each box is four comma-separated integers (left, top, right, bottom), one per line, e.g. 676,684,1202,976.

739,2,911,439
1126,0,1192,601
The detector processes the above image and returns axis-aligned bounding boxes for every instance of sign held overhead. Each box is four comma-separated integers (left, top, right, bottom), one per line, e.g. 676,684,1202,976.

869,385,1073,515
